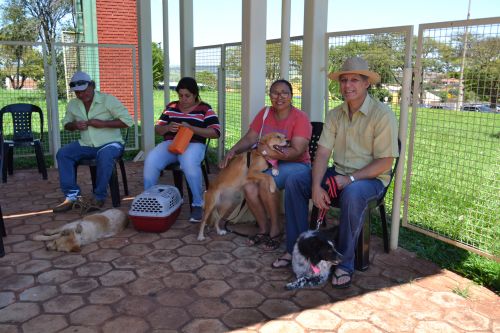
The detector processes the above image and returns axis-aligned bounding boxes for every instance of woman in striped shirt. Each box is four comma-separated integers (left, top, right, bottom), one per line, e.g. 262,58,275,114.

143,77,220,222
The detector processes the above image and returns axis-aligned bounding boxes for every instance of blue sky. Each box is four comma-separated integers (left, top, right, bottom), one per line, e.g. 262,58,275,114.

151,0,499,65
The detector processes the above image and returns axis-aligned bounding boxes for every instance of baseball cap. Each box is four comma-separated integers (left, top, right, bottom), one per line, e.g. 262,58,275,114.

69,71,92,91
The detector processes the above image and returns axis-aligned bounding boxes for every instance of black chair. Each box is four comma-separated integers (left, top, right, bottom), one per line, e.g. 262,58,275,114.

1,104,48,183
309,122,400,271
164,139,210,210
75,128,130,207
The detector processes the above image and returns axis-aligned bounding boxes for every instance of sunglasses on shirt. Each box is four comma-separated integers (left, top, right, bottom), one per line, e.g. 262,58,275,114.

69,80,90,88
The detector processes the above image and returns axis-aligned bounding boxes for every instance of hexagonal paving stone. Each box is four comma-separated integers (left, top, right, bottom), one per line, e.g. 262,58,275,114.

206,240,237,252
145,249,178,263
222,309,265,329
227,273,263,289
99,270,137,286
444,310,490,331
231,246,260,259
0,252,30,265
126,277,165,296
187,299,230,318
148,307,189,330
259,299,301,319
37,269,73,284
152,238,184,250
130,233,160,244
429,292,469,309
229,258,260,273
119,243,153,256
21,314,68,333
102,316,150,333
370,309,416,332
16,259,52,274
87,249,121,262
116,296,156,317
30,248,64,260
292,290,333,308
170,256,204,271
53,254,87,268
11,224,40,235
98,237,130,249
70,305,114,326
11,240,45,252
177,244,208,256
338,321,384,333
43,295,84,313
259,320,305,333
111,256,148,269
20,285,58,301
224,290,265,308
0,292,16,308
0,266,14,279
163,272,199,289
182,318,228,333
296,309,342,331
0,302,40,323
196,264,234,279
0,324,17,333
194,280,231,298
201,252,234,265
156,289,194,307
136,264,172,278
76,262,113,277
60,277,99,294
0,274,34,292
58,326,98,333
88,287,126,304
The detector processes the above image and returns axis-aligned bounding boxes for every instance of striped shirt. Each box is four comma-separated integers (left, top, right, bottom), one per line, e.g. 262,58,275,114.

156,101,221,144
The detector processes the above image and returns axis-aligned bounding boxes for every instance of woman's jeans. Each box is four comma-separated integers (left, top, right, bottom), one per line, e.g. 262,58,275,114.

57,141,124,201
143,140,206,207
284,167,385,273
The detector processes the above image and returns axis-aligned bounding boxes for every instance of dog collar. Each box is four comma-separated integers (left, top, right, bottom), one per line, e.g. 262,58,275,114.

310,263,320,274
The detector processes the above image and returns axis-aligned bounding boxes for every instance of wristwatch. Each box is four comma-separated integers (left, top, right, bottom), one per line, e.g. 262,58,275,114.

349,175,356,183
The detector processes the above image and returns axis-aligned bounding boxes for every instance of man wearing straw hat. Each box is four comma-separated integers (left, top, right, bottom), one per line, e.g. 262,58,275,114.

274,57,399,288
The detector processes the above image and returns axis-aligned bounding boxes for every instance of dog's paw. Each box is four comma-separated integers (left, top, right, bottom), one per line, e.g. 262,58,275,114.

217,230,227,236
285,281,300,290
272,168,279,176
197,234,206,241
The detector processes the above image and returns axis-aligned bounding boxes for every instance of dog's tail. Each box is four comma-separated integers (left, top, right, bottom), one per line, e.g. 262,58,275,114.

33,234,61,241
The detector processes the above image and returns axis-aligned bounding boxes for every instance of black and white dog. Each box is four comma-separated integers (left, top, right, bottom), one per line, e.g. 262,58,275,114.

285,228,343,290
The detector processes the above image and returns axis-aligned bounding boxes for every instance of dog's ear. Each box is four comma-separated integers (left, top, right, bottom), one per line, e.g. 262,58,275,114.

75,224,83,234
60,229,71,236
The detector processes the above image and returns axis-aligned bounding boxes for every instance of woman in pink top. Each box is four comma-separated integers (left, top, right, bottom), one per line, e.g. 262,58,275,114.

220,79,312,251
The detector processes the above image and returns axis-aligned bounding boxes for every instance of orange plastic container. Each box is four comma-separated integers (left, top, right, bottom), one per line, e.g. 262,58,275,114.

168,126,194,154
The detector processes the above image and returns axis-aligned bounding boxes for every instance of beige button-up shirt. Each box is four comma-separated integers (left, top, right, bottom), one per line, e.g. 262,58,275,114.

318,95,399,186
62,91,134,147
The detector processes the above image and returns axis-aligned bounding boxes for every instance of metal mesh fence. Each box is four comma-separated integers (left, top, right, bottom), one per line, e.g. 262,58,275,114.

406,18,500,258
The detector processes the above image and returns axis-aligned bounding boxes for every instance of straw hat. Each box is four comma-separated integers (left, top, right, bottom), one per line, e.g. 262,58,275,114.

328,57,380,84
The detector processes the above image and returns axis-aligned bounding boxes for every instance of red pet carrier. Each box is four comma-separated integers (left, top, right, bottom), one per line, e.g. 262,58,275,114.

129,185,183,232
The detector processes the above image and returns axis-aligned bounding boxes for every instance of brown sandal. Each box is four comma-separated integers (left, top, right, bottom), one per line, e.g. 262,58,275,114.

263,233,283,251
247,233,269,246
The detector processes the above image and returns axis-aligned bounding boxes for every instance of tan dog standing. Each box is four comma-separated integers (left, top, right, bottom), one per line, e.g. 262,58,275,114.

33,209,128,252
197,132,288,241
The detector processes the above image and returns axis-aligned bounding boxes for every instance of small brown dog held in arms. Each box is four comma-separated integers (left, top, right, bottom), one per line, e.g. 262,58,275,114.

197,132,289,241
33,209,128,252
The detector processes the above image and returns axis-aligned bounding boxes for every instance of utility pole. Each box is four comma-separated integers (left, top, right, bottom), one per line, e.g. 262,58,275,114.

457,0,471,110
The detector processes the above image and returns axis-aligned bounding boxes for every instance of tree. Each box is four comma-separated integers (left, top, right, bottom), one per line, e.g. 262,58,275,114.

0,0,42,89
19,0,73,56
152,42,164,88
196,71,217,90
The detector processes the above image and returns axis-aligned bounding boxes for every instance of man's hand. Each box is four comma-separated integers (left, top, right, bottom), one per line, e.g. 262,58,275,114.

334,174,351,190
74,120,88,130
312,184,331,210
86,119,106,128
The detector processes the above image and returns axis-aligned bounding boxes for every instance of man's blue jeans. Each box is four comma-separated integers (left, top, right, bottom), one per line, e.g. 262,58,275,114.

284,167,385,273
56,141,124,201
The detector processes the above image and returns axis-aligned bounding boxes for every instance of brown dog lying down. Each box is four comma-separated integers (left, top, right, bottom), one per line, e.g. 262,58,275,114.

33,209,128,252
197,132,289,241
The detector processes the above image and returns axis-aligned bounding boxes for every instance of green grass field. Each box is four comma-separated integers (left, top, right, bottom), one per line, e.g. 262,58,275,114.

2,88,499,292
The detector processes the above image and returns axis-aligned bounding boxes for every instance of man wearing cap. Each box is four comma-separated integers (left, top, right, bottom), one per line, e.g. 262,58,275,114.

274,57,399,288
53,71,134,213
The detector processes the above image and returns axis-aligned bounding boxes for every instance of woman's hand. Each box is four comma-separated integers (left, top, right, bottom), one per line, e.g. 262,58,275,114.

219,149,236,169
168,122,181,133
312,184,331,210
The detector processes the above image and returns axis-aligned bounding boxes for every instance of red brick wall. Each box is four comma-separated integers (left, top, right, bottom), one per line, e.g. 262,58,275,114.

95,0,139,118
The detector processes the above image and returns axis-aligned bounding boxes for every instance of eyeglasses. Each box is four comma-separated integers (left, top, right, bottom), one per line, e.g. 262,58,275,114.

69,80,89,88
270,91,291,98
